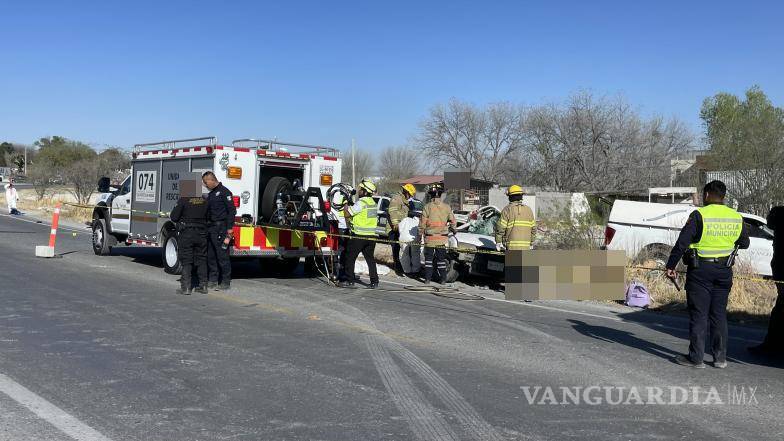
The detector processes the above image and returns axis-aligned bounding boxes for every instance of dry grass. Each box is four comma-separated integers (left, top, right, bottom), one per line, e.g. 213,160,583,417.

1,188,94,224
626,259,778,322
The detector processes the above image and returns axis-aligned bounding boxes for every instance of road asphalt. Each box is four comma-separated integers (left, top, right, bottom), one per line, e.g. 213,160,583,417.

0,212,781,440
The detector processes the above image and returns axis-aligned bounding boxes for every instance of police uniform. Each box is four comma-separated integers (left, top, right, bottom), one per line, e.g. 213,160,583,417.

495,201,535,250
419,197,456,283
170,196,209,294
343,195,379,287
666,204,750,366
387,190,410,273
206,182,236,288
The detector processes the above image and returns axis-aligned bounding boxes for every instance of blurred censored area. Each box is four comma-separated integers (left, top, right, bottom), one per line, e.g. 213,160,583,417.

505,250,626,301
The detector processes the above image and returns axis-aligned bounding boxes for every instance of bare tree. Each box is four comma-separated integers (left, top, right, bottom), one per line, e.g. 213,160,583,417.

341,148,375,185
378,146,421,181
416,99,525,181
510,91,692,192
64,158,102,204
27,160,53,201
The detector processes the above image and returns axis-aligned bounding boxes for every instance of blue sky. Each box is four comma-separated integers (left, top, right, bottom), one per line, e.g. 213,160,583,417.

1,0,781,151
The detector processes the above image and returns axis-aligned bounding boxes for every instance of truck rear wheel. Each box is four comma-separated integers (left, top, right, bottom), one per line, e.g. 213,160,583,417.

261,176,292,221
162,232,182,275
92,219,112,256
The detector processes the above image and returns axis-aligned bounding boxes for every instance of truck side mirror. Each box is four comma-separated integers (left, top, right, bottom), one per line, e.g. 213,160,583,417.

97,177,111,193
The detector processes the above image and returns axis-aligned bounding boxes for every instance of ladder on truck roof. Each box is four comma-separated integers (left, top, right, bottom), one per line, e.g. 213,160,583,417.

231,138,339,157
133,136,218,153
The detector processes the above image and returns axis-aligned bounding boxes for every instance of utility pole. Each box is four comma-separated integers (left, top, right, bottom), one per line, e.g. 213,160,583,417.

23,144,27,175
351,138,356,189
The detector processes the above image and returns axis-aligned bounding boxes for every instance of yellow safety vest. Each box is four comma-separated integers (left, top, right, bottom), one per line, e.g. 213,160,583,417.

350,197,378,236
689,204,743,258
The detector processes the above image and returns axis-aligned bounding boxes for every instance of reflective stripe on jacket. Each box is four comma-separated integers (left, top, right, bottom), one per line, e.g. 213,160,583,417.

349,197,378,236
419,199,455,245
495,201,535,250
689,204,743,257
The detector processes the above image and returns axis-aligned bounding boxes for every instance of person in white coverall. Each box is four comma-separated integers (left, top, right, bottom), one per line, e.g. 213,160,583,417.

4,180,20,215
398,200,422,276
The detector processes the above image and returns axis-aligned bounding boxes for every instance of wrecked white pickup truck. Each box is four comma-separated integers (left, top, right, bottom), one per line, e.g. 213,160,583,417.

444,206,506,282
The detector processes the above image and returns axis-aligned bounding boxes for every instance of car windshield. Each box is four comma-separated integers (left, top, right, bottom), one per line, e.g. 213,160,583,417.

468,213,499,235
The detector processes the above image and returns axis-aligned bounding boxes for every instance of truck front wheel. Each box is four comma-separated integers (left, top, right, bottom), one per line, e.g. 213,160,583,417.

162,232,182,275
92,219,112,256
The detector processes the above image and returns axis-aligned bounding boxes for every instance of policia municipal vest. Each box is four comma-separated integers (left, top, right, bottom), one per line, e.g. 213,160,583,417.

350,197,378,237
689,204,743,258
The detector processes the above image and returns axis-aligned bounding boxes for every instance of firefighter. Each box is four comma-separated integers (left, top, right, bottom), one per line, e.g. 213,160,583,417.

419,183,456,284
666,180,750,369
495,185,535,251
388,183,415,276
339,179,379,289
202,171,236,291
170,179,209,295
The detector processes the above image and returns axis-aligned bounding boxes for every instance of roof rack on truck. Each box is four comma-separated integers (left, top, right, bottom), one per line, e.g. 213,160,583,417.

231,138,339,157
133,136,218,153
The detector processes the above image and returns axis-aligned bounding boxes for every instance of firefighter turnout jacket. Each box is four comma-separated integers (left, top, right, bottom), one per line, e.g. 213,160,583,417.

386,191,409,234
419,199,456,246
495,201,535,250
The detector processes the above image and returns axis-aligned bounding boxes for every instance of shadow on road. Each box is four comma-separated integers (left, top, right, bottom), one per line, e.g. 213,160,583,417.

569,318,680,362
608,309,783,369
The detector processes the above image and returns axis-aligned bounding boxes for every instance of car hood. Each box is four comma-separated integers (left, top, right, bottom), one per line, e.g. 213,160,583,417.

454,232,496,249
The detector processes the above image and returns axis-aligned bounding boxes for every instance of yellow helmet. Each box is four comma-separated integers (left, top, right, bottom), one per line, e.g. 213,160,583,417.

359,179,376,194
507,185,524,196
401,183,416,196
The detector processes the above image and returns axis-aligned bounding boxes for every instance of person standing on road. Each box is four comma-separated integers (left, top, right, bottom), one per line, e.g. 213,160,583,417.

170,178,209,295
398,199,422,276
495,185,535,251
4,179,20,215
387,183,415,276
328,193,349,281
666,180,750,369
419,183,456,285
339,179,379,289
202,171,236,291
748,205,784,357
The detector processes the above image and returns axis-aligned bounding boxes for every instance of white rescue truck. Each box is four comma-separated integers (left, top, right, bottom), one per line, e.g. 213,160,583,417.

604,200,774,276
91,137,341,274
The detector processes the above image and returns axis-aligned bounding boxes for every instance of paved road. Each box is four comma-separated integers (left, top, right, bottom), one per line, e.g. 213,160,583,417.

0,213,781,440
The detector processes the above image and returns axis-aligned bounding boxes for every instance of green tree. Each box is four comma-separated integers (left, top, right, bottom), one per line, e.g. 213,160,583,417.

34,136,96,170
700,86,784,214
0,142,13,167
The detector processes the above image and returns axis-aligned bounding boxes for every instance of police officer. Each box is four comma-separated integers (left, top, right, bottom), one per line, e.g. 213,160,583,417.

202,171,236,290
339,179,379,289
170,177,209,295
419,183,456,284
495,185,535,251
388,183,415,276
666,180,750,368
748,205,784,357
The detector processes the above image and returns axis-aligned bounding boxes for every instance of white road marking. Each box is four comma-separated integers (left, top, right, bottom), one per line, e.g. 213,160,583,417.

0,214,87,235
0,373,113,441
